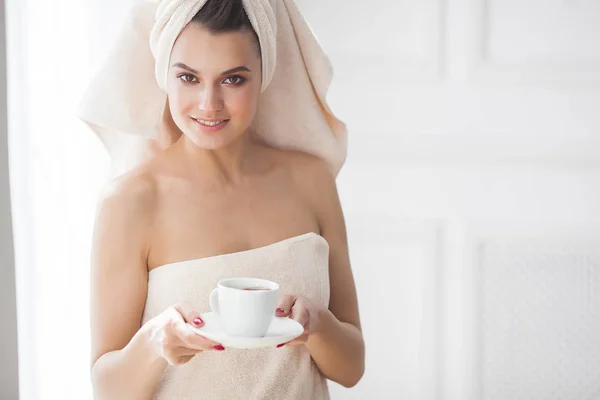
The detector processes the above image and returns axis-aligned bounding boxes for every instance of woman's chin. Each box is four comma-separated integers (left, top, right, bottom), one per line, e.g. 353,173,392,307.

184,131,243,150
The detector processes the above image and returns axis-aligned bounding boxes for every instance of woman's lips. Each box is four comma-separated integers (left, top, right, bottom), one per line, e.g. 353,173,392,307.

192,118,229,133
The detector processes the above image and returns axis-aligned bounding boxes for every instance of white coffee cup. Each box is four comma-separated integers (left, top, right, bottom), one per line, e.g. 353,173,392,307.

209,278,279,337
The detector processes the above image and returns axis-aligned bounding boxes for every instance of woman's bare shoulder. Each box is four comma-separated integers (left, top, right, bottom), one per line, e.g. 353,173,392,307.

267,147,331,179
95,164,159,224
280,150,335,194
266,147,336,205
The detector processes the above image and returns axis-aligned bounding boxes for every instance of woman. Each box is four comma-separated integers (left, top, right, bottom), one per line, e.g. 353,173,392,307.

83,0,364,399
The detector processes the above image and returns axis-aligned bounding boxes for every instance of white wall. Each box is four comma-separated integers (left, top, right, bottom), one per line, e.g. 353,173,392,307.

0,0,20,397
296,0,600,399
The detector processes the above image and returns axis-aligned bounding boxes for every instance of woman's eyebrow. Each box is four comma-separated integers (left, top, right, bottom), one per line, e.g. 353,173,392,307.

172,62,251,75
221,66,251,74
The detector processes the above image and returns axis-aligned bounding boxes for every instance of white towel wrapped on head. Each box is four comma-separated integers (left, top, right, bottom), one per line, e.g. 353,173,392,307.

150,0,277,93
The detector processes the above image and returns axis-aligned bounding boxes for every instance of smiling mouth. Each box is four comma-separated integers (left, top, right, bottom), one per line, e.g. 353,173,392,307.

193,118,229,126
192,117,230,132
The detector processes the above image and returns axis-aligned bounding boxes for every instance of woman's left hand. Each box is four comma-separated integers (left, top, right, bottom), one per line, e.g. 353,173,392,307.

275,294,324,347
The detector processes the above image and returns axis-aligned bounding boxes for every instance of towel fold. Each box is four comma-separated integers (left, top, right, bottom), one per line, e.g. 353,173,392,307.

78,0,347,178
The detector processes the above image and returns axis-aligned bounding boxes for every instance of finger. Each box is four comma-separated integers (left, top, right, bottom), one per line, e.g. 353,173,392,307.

173,302,205,328
175,321,224,351
162,346,189,365
176,355,195,364
162,312,216,350
278,306,310,349
291,305,311,331
277,332,309,349
162,317,186,348
165,353,196,366
285,333,309,347
170,346,203,358
276,295,297,317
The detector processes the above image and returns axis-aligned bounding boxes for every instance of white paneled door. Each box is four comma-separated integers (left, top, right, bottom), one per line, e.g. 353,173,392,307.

297,1,600,399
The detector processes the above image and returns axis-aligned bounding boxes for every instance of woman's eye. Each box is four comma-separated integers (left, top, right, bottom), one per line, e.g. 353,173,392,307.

178,74,198,83
223,75,246,85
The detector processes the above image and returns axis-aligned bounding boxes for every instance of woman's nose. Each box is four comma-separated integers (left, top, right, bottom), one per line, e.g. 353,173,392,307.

198,87,223,115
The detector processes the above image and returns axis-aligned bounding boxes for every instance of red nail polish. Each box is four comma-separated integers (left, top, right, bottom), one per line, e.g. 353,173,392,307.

277,343,285,348
213,345,225,351
193,317,203,326
276,308,285,313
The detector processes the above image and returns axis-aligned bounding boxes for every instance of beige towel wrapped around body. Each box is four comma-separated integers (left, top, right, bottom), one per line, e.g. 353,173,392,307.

78,0,347,178
142,232,331,399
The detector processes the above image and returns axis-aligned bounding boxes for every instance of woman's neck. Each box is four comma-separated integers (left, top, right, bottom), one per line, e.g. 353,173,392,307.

179,132,257,187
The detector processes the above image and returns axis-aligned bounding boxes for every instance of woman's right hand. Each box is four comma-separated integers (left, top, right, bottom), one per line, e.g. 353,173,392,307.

146,302,224,365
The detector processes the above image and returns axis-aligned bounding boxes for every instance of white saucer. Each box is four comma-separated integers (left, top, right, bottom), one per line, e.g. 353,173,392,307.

188,312,304,349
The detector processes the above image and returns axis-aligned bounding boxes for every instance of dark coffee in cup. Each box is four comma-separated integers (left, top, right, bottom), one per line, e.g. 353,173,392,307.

243,287,269,291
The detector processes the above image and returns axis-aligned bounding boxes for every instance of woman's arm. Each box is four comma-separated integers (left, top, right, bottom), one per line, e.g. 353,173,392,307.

292,158,365,388
89,175,166,400
90,175,223,400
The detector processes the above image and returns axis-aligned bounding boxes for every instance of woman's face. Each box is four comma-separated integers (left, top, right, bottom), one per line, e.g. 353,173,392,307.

167,23,262,149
